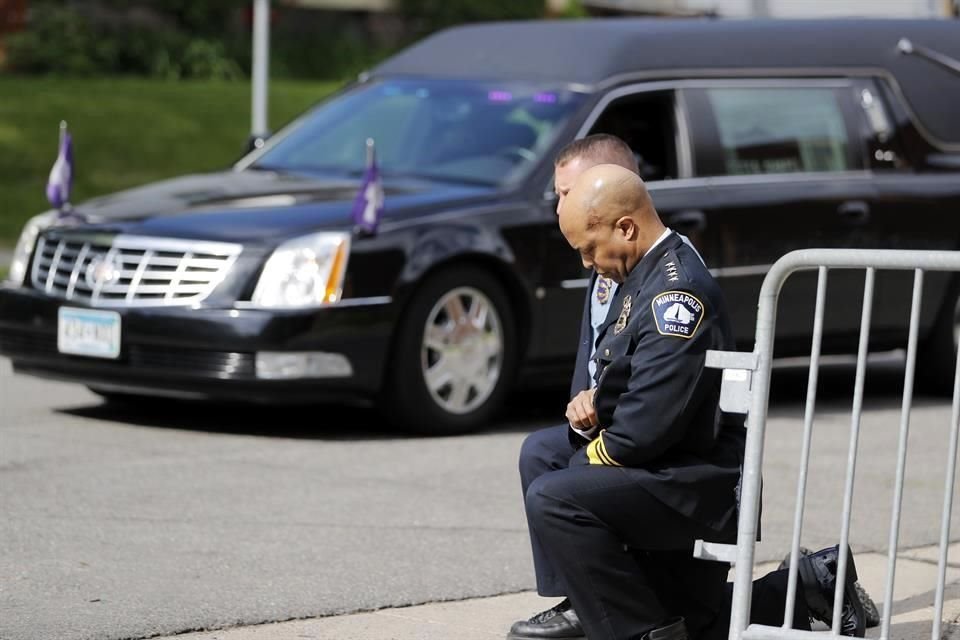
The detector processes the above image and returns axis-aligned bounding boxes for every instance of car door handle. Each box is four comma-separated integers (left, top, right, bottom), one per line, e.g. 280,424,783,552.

837,200,870,225
666,209,707,233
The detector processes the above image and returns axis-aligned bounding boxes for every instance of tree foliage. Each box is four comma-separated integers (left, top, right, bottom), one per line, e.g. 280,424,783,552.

5,1,244,78
95,0,247,35
397,0,545,33
4,0,552,79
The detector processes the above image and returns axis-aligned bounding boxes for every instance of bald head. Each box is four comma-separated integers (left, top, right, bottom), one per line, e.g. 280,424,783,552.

567,164,655,229
557,164,665,283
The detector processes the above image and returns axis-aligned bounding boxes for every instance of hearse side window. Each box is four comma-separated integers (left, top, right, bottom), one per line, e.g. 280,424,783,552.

587,91,679,182
688,86,862,177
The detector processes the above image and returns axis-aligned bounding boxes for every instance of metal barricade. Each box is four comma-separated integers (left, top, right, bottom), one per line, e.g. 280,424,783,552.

692,249,960,640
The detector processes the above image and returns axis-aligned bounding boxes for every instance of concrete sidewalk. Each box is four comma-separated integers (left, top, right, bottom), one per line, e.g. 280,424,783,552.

157,543,960,640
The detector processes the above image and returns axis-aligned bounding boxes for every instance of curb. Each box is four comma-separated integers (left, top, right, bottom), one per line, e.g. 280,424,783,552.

151,546,960,640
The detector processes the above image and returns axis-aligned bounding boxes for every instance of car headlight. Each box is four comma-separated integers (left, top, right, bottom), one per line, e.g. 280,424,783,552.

7,211,56,287
251,231,351,308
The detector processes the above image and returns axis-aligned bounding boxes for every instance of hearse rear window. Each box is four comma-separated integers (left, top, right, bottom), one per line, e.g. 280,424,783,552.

698,87,855,176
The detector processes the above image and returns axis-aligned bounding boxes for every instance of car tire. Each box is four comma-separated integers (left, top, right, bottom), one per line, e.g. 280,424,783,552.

917,283,960,395
387,266,518,435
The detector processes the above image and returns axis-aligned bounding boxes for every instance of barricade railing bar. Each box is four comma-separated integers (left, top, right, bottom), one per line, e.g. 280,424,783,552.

694,249,960,640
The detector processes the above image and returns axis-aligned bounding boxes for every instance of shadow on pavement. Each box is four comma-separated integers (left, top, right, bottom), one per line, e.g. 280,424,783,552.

56,396,396,440
54,386,572,440
54,351,952,440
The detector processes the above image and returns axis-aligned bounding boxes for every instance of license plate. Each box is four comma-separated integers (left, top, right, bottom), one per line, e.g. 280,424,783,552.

57,307,121,359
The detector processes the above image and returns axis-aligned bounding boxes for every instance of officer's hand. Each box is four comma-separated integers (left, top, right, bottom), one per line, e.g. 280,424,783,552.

566,388,598,431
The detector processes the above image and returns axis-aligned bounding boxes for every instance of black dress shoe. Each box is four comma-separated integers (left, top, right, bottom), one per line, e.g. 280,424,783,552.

508,598,586,639
796,545,866,637
779,547,880,628
641,616,689,640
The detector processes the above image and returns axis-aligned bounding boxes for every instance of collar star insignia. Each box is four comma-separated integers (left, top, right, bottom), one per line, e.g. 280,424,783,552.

664,260,679,283
614,295,632,334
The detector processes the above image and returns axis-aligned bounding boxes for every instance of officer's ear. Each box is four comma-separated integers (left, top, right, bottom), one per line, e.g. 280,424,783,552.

615,216,637,241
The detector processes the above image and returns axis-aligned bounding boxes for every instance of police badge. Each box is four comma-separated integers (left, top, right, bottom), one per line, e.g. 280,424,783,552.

614,295,632,334
595,276,613,304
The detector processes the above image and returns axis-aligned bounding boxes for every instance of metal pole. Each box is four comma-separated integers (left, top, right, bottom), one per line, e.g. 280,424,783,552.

251,0,270,138
831,268,875,635
783,267,828,628
728,260,793,640
932,312,960,640
881,269,924,640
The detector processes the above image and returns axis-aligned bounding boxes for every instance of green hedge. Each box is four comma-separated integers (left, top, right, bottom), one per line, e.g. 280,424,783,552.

398,0,545,33
5,1,566,81
5,3,245,79
0,76,339,244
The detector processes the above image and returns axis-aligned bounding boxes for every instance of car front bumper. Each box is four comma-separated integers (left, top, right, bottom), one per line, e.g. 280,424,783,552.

0,285,396,405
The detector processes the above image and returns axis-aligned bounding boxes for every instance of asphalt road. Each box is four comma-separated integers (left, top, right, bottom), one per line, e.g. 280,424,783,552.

2,354,960,640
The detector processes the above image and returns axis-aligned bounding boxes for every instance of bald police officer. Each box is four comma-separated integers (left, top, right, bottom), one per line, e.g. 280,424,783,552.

510,161,868,640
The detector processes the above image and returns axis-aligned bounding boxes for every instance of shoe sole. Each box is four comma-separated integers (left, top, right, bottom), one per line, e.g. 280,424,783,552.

780,546,879,629
855,581,881,628
833,546,866,637
796,545,866,637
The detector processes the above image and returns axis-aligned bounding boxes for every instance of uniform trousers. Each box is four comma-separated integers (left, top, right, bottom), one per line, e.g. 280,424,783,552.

520,424,810,640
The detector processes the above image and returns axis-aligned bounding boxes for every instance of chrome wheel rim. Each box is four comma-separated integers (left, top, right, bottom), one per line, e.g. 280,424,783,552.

421,287,503,415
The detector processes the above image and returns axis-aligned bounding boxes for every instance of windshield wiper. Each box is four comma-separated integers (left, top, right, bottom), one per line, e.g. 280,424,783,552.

898,38,960,78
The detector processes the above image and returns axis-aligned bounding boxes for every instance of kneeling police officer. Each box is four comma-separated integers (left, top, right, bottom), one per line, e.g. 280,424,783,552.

511,163,867,640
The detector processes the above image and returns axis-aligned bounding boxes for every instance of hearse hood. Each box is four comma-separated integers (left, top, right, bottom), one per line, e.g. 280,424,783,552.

59,169,496,244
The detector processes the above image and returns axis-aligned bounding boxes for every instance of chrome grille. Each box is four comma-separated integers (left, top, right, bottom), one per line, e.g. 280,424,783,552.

30,234,242,307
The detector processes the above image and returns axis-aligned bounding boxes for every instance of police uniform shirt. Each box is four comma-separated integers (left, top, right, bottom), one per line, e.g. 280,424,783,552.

587,277,617,386
571,231,703,440
589,231,702,381
574,231,743,536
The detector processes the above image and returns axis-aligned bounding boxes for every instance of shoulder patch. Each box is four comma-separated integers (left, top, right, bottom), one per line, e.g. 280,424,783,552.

651,290,705,339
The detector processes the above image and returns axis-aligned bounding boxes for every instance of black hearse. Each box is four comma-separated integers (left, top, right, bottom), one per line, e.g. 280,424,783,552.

3,19,960,433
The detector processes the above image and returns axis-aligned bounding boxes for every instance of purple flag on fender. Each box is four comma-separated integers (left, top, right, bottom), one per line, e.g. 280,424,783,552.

46,124,73,210
351,142,384,235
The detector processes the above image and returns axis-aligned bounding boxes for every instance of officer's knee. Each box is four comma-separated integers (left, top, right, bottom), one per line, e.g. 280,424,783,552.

524,475,561,526
518,431,542,476
521,432,561,490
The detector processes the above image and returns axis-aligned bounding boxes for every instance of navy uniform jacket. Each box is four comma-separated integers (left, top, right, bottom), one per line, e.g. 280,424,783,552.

572,231,745,539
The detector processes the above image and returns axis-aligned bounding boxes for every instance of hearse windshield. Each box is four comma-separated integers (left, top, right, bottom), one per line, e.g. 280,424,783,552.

249,79,586,186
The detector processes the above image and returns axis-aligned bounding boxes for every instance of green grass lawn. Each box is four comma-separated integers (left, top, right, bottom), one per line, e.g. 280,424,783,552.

0,76,341,244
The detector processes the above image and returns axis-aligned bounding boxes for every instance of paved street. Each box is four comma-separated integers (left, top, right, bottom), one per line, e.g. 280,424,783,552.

2,354,960,640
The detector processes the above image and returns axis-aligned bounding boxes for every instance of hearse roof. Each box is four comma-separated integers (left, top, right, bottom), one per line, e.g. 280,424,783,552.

372,18,960,146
